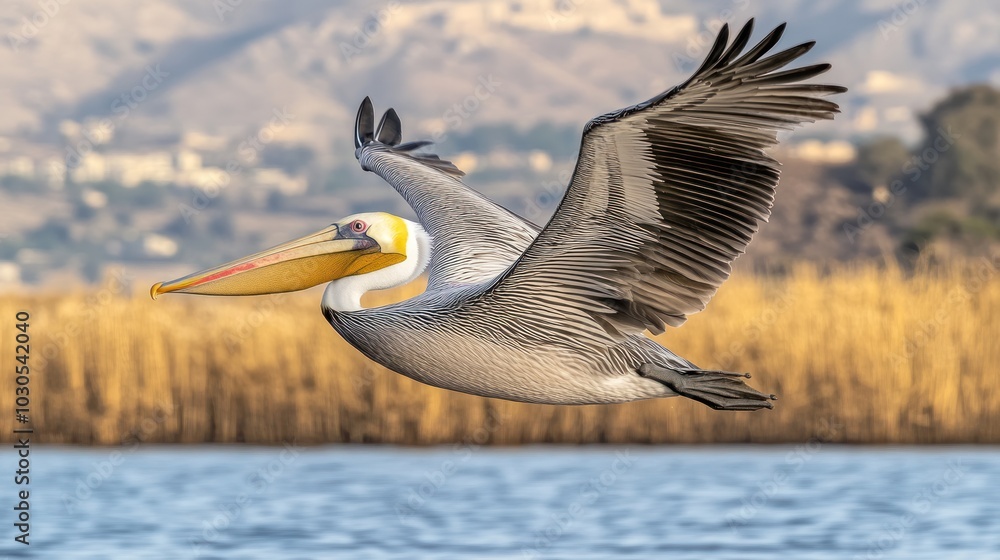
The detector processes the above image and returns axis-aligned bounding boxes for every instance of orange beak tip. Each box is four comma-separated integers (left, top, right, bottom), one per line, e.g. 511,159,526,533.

150,282,163,300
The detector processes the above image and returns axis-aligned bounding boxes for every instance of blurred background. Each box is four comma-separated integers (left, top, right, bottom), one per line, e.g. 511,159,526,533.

1,0,999,558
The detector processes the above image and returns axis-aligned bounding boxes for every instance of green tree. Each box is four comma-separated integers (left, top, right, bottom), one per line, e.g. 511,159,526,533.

855,135,910,188
913,84,1000,204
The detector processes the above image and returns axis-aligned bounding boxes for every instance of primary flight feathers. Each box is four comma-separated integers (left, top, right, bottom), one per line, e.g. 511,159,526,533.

354,19,845,337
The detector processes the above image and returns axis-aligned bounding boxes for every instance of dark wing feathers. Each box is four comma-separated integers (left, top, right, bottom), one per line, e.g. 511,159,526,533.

375,108,402,146
354,96,375,149
477,19,845,340
354,97,465,178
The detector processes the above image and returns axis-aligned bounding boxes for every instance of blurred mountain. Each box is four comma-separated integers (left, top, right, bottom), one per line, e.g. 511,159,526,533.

2,0,998,157
1,0,998,285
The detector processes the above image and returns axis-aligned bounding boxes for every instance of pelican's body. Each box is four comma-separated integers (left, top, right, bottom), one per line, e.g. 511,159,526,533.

153,20,845,410
328,284,681,404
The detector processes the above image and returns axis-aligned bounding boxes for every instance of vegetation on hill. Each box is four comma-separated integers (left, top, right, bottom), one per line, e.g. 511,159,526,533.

852,84,1000,258
3,86,999,284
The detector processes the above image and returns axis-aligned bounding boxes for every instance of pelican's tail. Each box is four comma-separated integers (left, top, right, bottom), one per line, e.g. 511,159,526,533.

638,364,777,411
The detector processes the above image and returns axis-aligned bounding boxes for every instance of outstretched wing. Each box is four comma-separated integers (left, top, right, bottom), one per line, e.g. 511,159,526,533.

476,20,846,341
354,98,539,287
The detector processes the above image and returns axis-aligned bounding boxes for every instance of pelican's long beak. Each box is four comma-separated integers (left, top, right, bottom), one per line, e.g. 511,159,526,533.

150,224,402,299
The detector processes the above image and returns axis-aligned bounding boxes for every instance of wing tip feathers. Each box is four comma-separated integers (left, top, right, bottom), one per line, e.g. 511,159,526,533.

355,97,466,178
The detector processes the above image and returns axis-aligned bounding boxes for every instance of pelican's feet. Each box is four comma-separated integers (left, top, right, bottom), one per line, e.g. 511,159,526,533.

637,364,777,411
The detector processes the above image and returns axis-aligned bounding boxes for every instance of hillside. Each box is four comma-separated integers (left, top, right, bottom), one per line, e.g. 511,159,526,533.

3,0,998,152
2,0,998,285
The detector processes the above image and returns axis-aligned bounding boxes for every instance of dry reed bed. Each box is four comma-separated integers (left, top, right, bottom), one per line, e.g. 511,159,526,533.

1,259,997,445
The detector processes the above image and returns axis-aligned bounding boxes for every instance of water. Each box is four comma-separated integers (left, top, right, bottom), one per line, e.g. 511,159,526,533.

2,446,998,559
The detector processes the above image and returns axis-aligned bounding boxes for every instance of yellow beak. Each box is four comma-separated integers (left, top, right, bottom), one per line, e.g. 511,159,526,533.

150,224,404,299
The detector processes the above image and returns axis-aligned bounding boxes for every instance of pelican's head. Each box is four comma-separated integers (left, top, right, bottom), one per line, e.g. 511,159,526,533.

150,212,429,310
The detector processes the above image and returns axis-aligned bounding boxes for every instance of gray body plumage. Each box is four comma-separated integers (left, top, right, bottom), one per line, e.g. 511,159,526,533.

324,20,845,406
328,283,684,404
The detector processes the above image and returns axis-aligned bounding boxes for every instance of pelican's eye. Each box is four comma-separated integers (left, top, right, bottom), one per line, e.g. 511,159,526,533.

351,220,368,233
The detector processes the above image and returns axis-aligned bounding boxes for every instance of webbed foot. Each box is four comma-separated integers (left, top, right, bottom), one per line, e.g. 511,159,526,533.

638,364,777,411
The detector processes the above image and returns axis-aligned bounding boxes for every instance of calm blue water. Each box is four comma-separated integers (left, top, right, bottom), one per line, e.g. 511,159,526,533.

1,446,998,559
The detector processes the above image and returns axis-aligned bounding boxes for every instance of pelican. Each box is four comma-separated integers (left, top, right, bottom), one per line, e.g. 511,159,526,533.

152,20,845,410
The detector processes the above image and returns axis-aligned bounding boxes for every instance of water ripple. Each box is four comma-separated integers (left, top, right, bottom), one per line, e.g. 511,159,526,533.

2,446,997,559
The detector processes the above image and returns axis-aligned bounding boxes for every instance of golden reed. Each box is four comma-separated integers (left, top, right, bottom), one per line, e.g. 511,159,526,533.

1,258,997,445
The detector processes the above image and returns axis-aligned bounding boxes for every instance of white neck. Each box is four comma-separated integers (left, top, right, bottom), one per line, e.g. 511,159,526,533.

321,220,431,312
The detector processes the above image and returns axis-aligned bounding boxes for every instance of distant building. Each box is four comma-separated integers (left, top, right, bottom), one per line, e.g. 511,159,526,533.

81,189,108,208
176,149,202,172
528,150,552,173
69,151,177,187
42,158,66,189
254,168,308,195
110,152,174,187
788,140,857,165
181,131,229,152
0,261,20,284
0,156,35,179
82,118,113,145
143,233,178,258
15,249,50,267
452,152,478,173
70,153,108,183
181,166,227,189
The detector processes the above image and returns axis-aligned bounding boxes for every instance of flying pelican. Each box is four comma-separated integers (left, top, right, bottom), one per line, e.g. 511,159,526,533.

152,20,845,410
